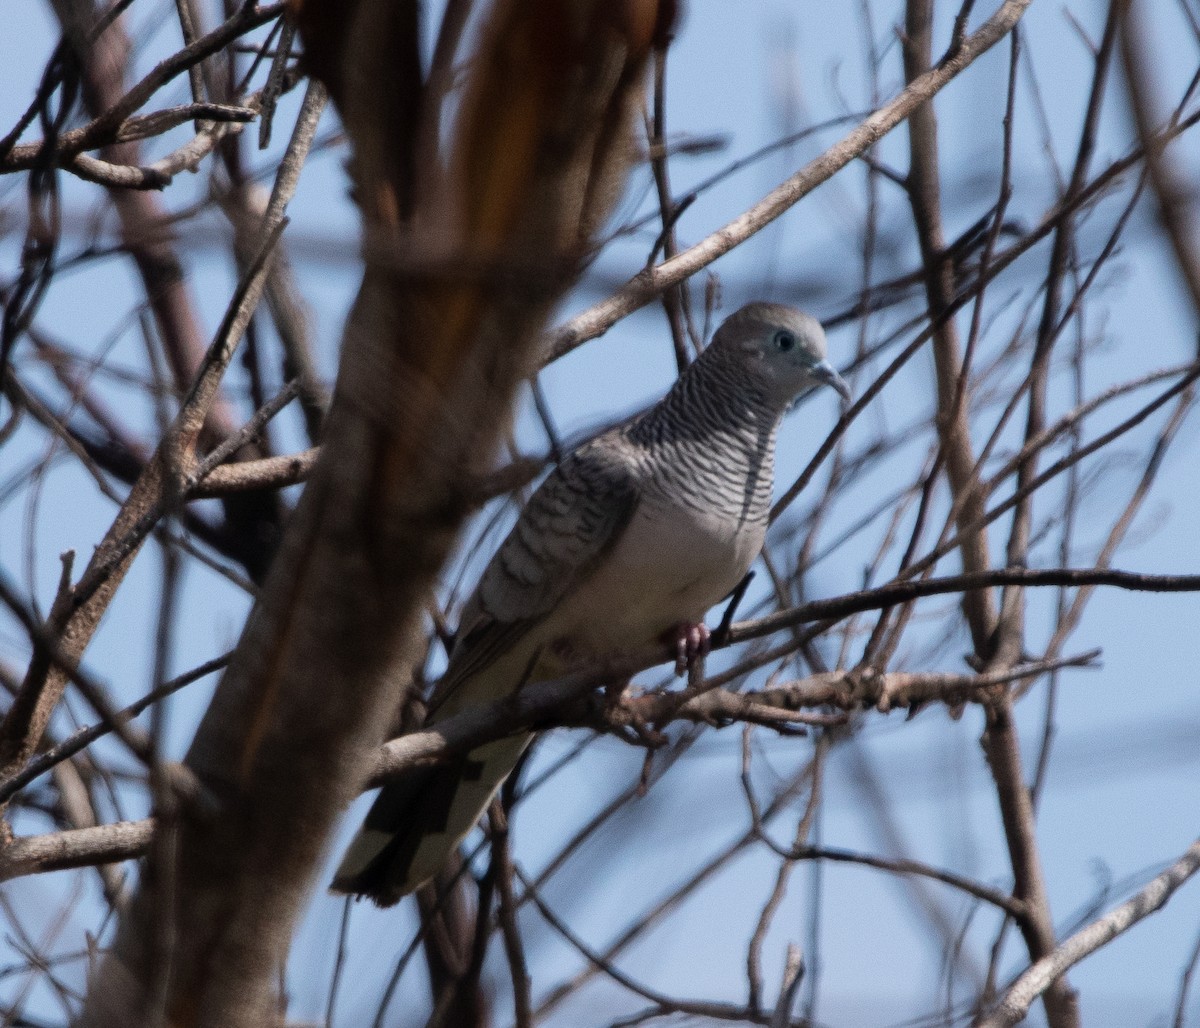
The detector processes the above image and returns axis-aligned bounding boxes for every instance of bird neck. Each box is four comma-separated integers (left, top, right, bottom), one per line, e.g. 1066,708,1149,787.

640,349,782,441
628,351,783,493
625,354,781,526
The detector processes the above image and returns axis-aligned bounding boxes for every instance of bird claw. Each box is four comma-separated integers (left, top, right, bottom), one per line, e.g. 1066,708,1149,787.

673,622,711,677
603,676,631,709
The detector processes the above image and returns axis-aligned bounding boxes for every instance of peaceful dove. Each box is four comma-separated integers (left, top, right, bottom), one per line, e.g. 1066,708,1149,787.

331,302,849,905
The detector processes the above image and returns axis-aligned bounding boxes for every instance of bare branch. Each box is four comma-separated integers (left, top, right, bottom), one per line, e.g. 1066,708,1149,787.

546,0,1033,363
977,839,1200,1027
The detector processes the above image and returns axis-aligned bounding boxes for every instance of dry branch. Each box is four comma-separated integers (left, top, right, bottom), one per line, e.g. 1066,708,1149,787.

75,1,667,1023
2,0,1198,1022
545,0,1034,363
977,838,1200,1027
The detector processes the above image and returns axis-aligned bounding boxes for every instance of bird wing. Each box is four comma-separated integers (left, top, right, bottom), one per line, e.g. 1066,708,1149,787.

428,432,641,716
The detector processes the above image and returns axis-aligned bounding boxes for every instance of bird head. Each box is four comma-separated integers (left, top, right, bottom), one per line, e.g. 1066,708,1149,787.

711,302,850,410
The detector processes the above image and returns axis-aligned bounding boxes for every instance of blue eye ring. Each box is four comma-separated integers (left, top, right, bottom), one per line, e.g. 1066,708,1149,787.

773,329,796,352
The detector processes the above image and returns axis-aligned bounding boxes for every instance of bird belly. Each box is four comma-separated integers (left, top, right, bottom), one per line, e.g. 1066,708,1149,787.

551,501,763,654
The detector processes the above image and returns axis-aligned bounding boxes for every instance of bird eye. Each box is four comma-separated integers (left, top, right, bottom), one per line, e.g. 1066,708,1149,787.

773,330,796,352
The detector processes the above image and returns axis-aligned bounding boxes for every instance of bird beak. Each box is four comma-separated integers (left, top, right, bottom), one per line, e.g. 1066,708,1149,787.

811,360,851,406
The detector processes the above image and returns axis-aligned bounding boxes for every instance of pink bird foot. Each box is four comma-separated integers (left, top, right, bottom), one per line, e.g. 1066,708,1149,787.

669,621,710,677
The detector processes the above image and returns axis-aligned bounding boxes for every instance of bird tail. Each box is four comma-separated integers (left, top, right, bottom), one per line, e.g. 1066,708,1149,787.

331,732,532,906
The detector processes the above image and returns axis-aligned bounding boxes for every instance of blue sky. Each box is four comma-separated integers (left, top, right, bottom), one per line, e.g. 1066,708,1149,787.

2,1,1200,1025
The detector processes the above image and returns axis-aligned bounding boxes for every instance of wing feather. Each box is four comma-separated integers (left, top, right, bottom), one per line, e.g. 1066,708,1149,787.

428,433,640,716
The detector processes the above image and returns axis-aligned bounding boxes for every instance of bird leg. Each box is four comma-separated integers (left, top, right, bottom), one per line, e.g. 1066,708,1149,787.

669,621,710,677
712,570,754,647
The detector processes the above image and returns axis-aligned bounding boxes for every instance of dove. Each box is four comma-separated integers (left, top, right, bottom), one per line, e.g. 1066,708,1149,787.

331,302,849,905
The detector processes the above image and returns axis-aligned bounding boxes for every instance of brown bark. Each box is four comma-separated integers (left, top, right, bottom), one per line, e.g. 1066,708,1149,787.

52,0,284,582
77,1,665,1024
902,0,996,655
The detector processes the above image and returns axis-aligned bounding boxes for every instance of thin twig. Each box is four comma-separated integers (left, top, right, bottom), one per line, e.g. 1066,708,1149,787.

977,839,1200,1027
